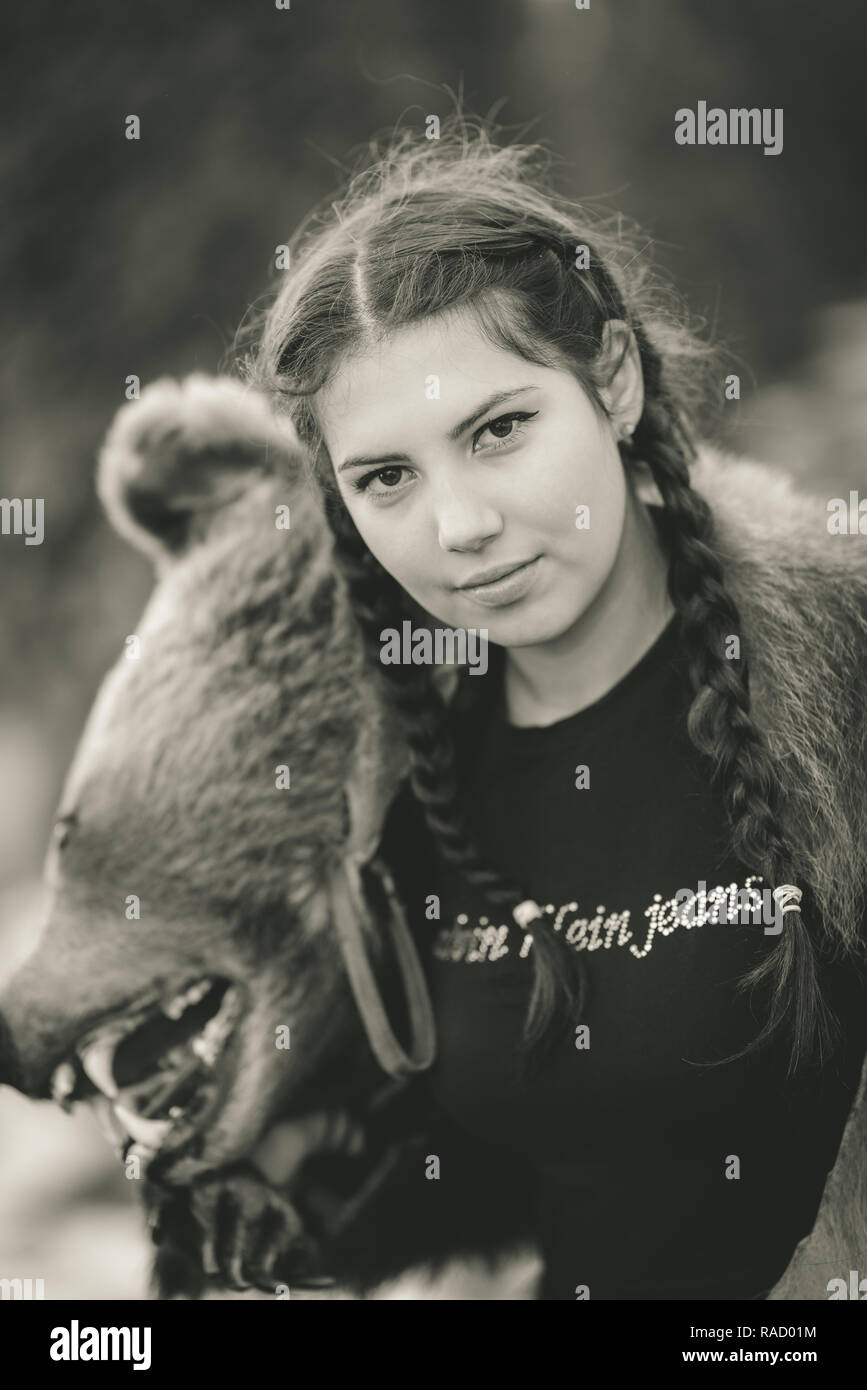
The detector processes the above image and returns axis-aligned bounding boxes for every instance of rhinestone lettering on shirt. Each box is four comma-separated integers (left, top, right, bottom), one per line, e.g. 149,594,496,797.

431,875,767,963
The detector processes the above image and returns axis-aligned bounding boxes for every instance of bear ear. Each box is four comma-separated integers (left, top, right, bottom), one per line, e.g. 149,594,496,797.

96,372,304,563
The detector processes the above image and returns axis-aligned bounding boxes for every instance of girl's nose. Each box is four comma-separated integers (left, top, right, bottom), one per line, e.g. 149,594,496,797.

434,488,503,553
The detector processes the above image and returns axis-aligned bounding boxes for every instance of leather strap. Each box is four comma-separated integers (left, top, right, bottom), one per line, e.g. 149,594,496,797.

328,853,437,1078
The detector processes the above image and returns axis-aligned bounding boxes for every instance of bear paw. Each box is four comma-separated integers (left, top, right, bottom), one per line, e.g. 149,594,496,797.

188,1164,319,1294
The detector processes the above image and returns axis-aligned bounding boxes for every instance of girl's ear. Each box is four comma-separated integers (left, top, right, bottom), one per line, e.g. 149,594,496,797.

96,373,304,565
596,320,645,442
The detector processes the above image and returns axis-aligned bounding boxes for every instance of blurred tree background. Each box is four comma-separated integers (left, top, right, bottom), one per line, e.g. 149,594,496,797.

0,0,864,1296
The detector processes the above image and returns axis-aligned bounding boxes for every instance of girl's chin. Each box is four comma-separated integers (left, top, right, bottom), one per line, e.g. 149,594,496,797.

464,604,577,649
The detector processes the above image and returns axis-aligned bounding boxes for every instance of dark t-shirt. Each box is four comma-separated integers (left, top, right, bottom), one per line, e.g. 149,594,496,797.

377,612,867,1300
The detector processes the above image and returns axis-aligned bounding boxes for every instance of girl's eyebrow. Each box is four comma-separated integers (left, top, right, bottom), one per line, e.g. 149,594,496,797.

336,385,539,473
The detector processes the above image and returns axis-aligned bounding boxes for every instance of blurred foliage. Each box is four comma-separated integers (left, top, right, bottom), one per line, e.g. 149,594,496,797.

0,0,865,881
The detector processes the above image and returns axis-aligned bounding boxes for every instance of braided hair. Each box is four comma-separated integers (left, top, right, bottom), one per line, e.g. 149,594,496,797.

624,339,838,1075
242,115,839,1078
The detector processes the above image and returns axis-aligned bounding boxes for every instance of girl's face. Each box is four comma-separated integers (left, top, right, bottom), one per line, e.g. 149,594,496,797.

313,308,639,648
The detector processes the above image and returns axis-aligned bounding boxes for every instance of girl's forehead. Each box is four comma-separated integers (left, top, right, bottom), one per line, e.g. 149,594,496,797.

315,312,540,423
316,354,544,471
347,312,510,379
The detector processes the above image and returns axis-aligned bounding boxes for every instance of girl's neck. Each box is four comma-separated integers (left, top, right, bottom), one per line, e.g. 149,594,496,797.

503,493,675,729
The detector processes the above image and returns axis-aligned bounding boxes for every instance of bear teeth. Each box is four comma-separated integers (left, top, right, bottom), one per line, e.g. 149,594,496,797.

189,989,241,1067
161,977,213,1020
78,1035,121,1099
50,1060,78,1106
111,1102,173,1147
56,981,243,1161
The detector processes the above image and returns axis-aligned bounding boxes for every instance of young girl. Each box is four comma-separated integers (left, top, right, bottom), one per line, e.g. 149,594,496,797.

244,119,867,1300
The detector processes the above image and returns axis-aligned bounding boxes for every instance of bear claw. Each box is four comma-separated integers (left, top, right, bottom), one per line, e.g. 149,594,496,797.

190,1165,309,1292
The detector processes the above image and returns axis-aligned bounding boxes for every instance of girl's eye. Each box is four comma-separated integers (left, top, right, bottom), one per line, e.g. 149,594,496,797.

350,464,411,499
349,410,538,501
472,410,538,452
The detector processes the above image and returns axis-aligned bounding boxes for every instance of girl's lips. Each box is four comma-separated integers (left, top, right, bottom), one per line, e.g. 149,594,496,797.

457,555,542,607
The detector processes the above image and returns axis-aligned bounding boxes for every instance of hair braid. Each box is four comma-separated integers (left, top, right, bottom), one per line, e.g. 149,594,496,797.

625,337,839,1074
320,486,588,1067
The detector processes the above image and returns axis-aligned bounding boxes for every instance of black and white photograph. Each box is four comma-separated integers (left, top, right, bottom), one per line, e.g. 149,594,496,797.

1,0,865,1349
